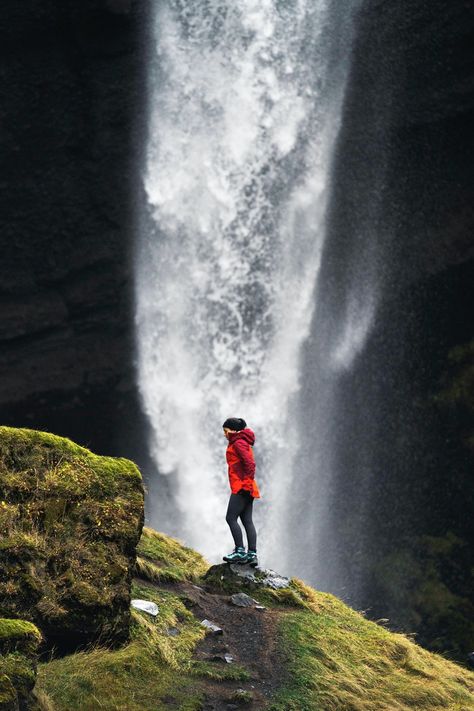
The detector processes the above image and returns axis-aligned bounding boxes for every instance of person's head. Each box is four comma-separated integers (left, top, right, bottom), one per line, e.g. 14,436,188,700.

222,417,246,439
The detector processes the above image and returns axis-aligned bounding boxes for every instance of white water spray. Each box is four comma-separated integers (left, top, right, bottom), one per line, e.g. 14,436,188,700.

135,1,363,571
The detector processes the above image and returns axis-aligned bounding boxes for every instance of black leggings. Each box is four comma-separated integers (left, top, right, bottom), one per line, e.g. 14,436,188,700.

225,491,257,551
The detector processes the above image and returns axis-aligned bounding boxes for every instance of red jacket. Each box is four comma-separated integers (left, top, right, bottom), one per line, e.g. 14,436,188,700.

226,428,260,498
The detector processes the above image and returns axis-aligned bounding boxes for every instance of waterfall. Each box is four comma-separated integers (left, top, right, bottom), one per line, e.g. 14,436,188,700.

135,0,362,575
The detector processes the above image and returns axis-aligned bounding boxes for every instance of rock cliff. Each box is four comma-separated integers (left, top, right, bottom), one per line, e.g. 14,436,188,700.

0,0,148,455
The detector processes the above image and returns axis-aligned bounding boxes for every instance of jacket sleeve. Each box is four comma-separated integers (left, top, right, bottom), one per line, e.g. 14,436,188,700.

233,439,255,479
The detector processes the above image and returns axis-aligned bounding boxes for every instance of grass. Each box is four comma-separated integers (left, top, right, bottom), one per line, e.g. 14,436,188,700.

136,527,209,583
2,427,471,711
32,534,474,711
34,578,245,710
268,582,474,711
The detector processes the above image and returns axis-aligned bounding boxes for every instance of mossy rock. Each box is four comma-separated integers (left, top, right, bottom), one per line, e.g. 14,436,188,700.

0,619,42,656
0,674,17,711
0,618,41,711
0,427,145,652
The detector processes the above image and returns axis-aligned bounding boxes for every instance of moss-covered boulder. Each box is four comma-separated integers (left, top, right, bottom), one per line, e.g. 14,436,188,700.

0,618,42,711
0,427,144,652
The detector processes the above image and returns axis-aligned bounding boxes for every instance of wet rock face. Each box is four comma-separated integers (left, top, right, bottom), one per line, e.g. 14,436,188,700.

0,427,144,653
0,0,147,454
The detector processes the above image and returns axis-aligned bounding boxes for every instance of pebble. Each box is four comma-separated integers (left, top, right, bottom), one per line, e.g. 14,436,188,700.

230,592,258,607
209,653,234,663
201,619,223,635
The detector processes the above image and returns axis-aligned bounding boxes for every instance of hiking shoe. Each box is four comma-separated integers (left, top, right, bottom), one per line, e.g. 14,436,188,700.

245,550,258,567
223,547,247,564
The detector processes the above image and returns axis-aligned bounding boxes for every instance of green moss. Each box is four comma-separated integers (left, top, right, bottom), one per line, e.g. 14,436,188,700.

268,587,474,711
0,674,17,706
0,621,41,710
36,581,209,710
1,652,36,686
137,527,209,583
0,426,144,651
0,618,42,655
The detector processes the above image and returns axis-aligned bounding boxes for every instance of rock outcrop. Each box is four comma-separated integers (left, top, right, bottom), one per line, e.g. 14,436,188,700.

0,427,144,653
0,619,41,711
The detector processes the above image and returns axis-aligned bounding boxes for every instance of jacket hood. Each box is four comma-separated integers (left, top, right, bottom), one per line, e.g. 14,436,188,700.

228,428,255,446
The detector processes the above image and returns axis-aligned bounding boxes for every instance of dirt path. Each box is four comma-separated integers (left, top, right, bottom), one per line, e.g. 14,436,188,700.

182,581,288,709
135,576,290,710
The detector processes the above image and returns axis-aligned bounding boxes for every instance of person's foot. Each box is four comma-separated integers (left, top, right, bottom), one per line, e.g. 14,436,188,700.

245,550,258,567
223,546,247,563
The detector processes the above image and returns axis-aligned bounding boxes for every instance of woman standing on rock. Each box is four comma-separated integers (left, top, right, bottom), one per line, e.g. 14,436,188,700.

222,417,260,567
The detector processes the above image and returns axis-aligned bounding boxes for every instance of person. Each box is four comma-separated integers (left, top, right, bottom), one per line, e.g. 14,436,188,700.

222,417,260,566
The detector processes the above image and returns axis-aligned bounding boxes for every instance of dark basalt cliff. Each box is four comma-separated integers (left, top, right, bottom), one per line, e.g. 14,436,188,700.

0,0,148,457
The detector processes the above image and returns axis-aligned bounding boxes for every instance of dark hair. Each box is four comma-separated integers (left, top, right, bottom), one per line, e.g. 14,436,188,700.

222,417,247,431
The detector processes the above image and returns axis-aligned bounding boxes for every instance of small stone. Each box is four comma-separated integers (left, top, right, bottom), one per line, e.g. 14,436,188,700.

201,619,223,635
258,569,291,589
165,626,180,636
209,653,234,663
230,592,258,607
131,599,159,617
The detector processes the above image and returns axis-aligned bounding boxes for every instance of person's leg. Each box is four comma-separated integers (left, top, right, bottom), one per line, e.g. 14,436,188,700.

239,496,257,552
225,493,247,548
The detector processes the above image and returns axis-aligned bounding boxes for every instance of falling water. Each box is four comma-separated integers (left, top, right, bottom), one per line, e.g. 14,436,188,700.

135,0,364,575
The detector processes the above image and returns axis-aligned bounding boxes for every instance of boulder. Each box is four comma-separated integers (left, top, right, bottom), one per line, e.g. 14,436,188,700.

0,618,42,711
203,563,291,593
0,427,144,652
